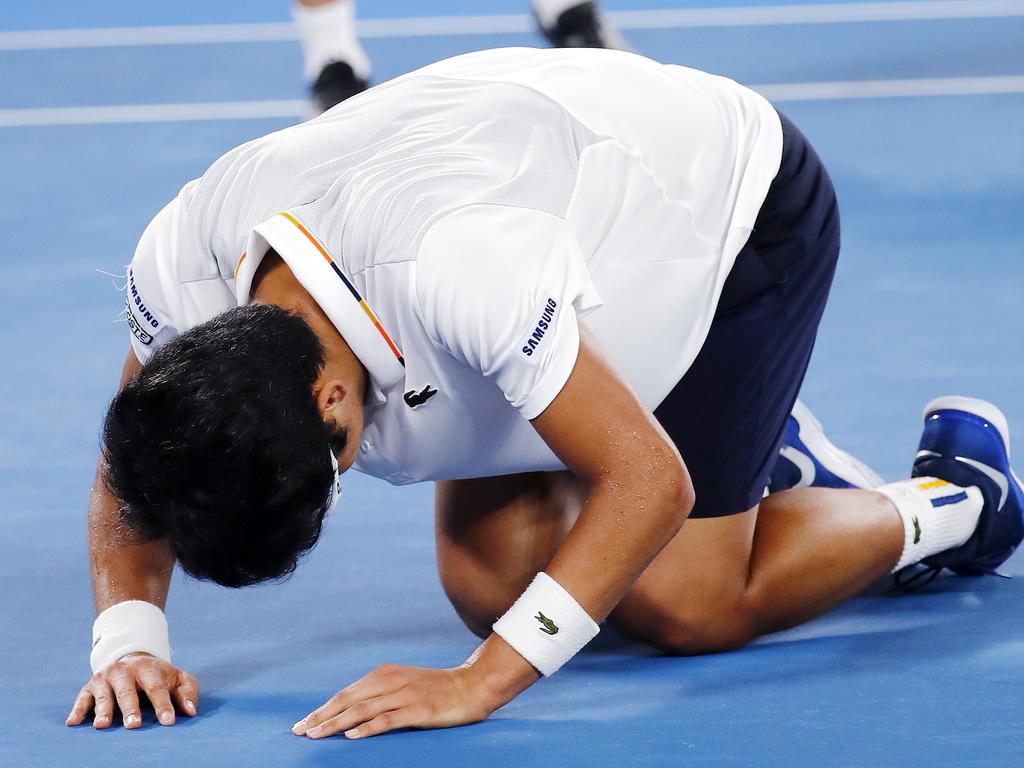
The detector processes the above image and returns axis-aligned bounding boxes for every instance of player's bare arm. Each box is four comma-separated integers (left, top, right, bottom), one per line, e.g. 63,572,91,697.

65,349,199,731
291,327,694,739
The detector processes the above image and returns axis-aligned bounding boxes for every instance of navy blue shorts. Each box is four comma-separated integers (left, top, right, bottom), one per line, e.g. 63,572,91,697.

653,111,840,518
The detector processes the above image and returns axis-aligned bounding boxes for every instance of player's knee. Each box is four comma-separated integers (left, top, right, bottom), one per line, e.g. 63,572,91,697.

449,594,512,639
453,605,497,640
620,594,757,656
441,576,520,639
656,605,756,655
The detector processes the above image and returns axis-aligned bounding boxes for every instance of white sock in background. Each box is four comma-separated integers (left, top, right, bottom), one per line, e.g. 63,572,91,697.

876,478,983,572
531,0,588,28
292,0,371,82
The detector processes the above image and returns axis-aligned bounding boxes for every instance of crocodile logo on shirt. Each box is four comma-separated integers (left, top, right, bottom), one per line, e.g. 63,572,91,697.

404,385,438,408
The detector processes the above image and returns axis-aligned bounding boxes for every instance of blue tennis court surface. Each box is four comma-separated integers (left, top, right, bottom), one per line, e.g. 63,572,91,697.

1,1,1021,766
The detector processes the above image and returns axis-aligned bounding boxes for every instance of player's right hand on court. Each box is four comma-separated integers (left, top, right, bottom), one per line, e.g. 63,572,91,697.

65,652,200,730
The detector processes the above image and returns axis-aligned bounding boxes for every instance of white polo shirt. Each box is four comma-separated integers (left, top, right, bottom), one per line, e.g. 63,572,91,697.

124,47,782,485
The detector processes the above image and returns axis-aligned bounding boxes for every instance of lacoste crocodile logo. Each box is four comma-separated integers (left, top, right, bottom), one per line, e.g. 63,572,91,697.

92,635,102,649
913,516,921,544
403,385,438,408
535,611,559,635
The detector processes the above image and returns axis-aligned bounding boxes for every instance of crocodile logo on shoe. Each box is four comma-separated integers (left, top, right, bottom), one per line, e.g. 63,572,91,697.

913,516,921,544
535,611,559,635
403,385,438,409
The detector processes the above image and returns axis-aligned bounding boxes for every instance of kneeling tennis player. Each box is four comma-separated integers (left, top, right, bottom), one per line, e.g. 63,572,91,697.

66,47,1024,739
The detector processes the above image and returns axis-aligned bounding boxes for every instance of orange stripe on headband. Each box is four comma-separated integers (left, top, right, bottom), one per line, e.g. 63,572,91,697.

279,212,334,266
276,212,404,365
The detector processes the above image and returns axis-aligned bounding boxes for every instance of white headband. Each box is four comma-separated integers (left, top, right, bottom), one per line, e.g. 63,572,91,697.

325,450,342,516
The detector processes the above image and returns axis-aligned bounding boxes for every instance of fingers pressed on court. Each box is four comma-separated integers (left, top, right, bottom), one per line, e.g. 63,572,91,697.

92,685,115,729
295,675,391,735
295,690,355,735
346,707,421,739
137,666,175,726
307,693,407,739
109,666,143,729
172,670,200,716
66,687,94,726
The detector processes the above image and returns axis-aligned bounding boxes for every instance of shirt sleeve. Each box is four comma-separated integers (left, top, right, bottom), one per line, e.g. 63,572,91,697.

415,204,602,420
124,192,188,364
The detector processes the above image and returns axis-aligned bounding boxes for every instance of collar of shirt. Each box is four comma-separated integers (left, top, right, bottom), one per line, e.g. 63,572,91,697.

234,211,405,408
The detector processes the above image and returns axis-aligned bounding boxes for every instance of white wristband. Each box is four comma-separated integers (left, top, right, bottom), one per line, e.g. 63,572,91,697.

90,600,171,673
492,572,599,677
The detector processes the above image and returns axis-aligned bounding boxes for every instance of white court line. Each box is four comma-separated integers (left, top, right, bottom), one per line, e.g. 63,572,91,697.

1,1,1023,50
1,76,1021,128
0,100,308,127
755,74,1024,100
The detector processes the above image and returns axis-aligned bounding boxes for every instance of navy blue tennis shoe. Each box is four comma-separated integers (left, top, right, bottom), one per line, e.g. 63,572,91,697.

768,400,884,493
311,60,368,114
535,2,631,50
911,396,1024,575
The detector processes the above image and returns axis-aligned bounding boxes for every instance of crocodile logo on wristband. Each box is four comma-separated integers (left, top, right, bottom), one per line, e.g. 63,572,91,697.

535,611,559,635
92,634,102,649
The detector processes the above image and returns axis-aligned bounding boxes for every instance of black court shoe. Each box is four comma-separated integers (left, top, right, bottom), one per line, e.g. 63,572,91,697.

311,60,369,115
536,2,632,51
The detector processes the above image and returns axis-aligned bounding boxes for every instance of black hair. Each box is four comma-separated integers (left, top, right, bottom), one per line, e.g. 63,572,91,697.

102,304,345,587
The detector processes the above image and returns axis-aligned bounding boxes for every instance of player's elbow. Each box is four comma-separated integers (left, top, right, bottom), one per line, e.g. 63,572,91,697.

645,453,694,536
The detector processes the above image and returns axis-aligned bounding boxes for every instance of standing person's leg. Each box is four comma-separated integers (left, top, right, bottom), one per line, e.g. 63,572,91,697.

531,0,631,50
292,0,370,113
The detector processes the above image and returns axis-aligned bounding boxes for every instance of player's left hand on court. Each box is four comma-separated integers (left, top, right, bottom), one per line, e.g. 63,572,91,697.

291,663,500,740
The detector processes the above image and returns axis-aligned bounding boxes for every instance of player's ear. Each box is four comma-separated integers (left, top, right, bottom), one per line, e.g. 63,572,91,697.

315,379,349,421
315,377,361,471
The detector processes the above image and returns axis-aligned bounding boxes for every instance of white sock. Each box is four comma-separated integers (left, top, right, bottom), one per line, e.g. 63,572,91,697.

876,477,983,572
532,0,588,28
292,0,370,82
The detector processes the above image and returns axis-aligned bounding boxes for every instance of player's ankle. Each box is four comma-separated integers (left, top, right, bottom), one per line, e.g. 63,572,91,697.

876,478,983,571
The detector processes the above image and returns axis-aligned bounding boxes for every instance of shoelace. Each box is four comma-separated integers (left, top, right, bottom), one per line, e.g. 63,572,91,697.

892,565,944,591
893,564,1010,591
